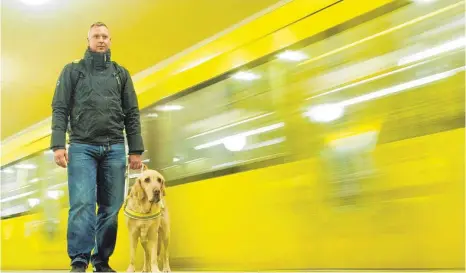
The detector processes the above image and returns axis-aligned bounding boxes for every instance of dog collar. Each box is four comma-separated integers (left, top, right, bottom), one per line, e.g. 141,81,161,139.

123,199,164,220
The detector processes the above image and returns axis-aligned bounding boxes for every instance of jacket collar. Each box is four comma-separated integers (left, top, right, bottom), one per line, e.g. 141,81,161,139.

84,47,111,70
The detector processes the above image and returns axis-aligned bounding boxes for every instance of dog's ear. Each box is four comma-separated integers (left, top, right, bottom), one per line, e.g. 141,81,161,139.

161,179,166,196
130,178,145,200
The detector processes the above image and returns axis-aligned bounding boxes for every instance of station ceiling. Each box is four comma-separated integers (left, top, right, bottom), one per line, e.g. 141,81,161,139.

1,0,281,140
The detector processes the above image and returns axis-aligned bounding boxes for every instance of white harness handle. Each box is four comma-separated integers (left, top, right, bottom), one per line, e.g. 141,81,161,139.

124,163,147,199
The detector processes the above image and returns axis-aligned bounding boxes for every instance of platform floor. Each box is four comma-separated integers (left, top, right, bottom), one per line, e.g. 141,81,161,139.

1,270,465,273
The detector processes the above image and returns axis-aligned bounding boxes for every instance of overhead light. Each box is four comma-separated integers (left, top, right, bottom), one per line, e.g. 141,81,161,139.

4,185,31,193
307,60,429,100
155,105,183,111
340,66,464,106
29,178,40,183
398,37,465,66
20,0,52,5
305,66,464,123
173,157,181,163
232,71,260,81
47,190,63,200
14,164,37,170
0,204,29,218
195,122,284,150
187,112,274,139
212,161,243,170
305,104,345,123
223,135,247,152
48,181,68,189
277,50,308,61
184,158,206,164
0,191,37,203
146,113,159,118
28,198,40,207
243,137,286,151
161,165,179,171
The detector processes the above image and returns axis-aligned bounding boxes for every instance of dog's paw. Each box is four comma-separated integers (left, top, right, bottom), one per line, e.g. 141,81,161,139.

126,265,136,272
150,265,161,273
162,267,171,272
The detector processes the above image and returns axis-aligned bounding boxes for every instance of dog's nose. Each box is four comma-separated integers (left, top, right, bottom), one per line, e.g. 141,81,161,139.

154,189,160,195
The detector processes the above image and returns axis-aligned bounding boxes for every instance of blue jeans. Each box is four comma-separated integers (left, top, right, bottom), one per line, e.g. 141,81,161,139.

67,143,126,267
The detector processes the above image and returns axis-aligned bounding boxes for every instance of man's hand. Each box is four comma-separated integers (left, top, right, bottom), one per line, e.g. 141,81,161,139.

129,154,142,170
54,149,68,168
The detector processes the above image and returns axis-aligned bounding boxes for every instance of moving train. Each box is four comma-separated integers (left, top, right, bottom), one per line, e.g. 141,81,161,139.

1,0,464,271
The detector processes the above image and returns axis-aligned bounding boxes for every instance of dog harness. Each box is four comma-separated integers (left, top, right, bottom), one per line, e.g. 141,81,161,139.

123,199,165,220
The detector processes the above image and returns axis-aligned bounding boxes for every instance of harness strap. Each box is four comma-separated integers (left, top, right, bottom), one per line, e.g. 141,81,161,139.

123,198,164,220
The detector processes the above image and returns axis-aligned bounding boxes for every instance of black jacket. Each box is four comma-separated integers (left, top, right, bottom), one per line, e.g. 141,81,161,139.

50,48,144,155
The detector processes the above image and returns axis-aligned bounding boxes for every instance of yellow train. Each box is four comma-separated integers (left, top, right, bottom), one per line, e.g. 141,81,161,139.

1,0,464,271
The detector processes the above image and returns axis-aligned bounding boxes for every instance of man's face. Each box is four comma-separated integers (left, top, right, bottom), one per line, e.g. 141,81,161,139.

88,26,111,53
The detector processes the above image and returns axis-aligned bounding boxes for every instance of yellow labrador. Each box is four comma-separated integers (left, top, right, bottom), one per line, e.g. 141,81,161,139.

124,166,170,273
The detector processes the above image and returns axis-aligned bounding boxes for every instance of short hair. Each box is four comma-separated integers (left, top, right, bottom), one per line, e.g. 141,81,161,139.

90,21,108,29
88,22,109,39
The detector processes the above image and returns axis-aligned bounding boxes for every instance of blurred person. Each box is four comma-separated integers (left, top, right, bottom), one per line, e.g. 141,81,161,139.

50,22,144,272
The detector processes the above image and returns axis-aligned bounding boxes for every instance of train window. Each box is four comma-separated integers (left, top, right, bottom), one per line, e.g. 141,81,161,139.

285,0,464,207
139,0,464,186
1,149,68,219
286,0,464,158
141,61,288,183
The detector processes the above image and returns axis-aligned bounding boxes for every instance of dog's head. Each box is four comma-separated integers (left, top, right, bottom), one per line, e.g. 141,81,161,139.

130,169,166,204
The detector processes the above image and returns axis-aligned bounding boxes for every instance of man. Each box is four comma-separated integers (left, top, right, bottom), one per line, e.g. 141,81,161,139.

51,22,144,272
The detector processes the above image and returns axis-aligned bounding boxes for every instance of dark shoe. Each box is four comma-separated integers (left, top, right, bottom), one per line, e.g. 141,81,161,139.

93,262,116,272
70,261,87,272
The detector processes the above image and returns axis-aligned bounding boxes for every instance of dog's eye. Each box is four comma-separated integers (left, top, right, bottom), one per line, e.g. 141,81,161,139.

144,177,151,183
157,178,162,183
